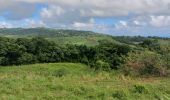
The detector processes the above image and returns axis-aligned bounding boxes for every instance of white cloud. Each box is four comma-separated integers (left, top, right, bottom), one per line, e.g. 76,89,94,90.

40,5,91,26
19,0,170,17
0,21,13,28
41,6,65,18
0,0,170,36
25,19,46,28
150,15,170,27
116,15,170,28
133,20,140,25
1,0,170,23
73,22,93,28
72,18,96,30
0,0,36,20
119,21,127,26
115,21,128,30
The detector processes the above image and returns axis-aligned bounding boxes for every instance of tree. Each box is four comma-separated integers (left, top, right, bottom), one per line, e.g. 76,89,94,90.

6,44,26,65
140,39,161,51
96,40,131,69
17,53,37,64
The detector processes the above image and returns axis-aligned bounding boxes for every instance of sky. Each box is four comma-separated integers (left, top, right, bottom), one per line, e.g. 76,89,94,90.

0,0,170,37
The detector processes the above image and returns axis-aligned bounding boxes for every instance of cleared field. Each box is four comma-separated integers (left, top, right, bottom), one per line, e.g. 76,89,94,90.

0,63,169,100
47,36,117,46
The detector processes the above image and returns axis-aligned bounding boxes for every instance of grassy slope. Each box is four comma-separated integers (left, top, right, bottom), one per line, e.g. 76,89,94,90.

47,35,117,46
2,35,115,46
0,63,169,100
0,30,116,46
4,35,117,46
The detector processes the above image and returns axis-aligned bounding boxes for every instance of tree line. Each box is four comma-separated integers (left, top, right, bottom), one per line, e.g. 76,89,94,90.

0,37,131,70
0,36,169,76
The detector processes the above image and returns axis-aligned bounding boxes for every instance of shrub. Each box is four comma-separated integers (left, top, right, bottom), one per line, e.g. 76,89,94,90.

133,85,148,94
0,57,8,66
140,39,161,51
112,90,127,100
52,68,70,77
124,51,168,76
94,60,111,71
80,56,89,65
164,53,170,69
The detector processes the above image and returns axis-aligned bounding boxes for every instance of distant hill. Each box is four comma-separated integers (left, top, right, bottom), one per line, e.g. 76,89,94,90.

0,28,169,46
0,28,102,37
0,28,115,46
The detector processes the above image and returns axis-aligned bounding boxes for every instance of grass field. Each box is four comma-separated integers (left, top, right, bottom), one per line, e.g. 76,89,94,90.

1,34,116,46
47,36,116,46
0,63,170,100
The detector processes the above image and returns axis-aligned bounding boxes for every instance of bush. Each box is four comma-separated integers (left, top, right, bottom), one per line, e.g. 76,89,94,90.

124,51,168,76
112,90,127,100
164,53,170,70
0,57,8,66
94,60,111,71
140,39,160,51
80,56,89,65
133,85,148,94
52,68,70,77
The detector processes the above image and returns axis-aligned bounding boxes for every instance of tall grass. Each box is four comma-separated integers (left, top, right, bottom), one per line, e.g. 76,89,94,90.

0,63,169,100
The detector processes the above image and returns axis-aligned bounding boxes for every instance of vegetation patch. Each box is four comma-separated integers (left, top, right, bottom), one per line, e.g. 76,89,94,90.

112,90,127,100
133,84,149,94
52,68,70,77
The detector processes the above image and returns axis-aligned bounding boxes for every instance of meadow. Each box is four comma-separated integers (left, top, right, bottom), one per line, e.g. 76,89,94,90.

0,63,169,100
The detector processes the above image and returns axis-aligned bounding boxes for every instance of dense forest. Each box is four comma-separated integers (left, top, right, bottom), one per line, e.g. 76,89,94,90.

0,35,169,76
0,37,130,67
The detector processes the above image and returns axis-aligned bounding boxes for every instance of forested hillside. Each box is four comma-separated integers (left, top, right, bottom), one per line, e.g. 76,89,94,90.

0,33,169,76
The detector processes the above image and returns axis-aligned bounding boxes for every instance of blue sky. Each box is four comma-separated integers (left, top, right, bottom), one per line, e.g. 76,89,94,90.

0,0,170,37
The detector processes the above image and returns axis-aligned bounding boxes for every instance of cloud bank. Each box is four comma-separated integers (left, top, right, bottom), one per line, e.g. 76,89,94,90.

0,0,170,36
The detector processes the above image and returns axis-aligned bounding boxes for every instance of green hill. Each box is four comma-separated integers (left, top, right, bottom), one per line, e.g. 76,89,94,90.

0,28,169,46
0,28,115,46
0,28,99,37
0,63,169,100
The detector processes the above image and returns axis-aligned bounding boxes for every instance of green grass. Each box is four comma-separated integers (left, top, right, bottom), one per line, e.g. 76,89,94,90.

47,35,117,46
0,63,170,100
158,40,170,46
1,34,116,46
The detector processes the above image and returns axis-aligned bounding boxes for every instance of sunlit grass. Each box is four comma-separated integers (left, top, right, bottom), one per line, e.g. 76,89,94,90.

0,63,169,100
